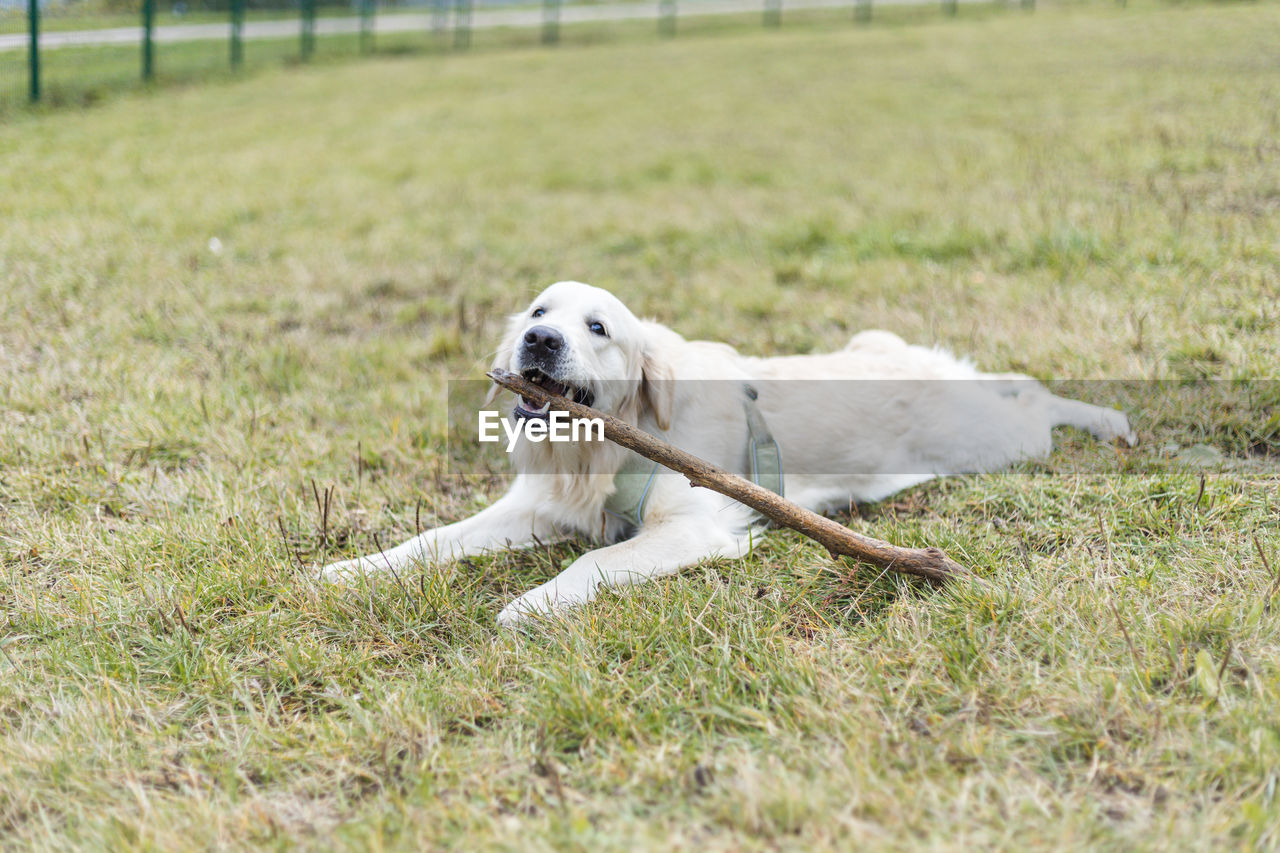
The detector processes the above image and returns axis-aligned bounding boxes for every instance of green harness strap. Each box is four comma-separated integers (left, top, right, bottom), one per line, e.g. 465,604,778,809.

603,384,784,530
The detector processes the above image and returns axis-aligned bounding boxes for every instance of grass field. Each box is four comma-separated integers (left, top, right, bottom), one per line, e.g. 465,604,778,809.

2,1,1280,848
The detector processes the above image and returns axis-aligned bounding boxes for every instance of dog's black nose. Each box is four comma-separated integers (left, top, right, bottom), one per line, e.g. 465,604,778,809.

523,325,563,355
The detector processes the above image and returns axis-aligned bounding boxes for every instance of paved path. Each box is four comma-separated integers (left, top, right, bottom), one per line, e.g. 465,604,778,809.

0,0,956,52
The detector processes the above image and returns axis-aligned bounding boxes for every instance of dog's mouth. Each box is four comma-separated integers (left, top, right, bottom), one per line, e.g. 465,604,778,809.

513,368,595,420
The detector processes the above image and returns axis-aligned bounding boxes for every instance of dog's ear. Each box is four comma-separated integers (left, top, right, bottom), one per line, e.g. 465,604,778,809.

640,338,675,432
484,312,526,405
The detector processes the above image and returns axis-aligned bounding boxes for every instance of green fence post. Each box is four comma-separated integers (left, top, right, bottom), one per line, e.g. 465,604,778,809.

142,0,155,81
230,0,244,68
359,0,374,53
27,0,39,102
658,0,676,37
542,0,560,45
453,0,471,49
431,0,448,45
301,0,316,60
854,0,871,24
763,0,781,28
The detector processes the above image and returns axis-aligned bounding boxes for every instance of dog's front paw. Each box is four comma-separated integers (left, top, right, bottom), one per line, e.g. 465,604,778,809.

319,557,374,584
497,582,591,628
496,600,537,628
497,594,559,628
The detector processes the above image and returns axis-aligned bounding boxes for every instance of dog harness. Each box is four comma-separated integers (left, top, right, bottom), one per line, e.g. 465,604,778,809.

603,384,784,530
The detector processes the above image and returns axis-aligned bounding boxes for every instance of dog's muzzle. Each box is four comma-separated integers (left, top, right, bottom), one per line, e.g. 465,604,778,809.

512,368,596,421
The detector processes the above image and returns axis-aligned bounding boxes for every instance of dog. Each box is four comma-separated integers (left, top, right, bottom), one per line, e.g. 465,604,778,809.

322,280,1135,625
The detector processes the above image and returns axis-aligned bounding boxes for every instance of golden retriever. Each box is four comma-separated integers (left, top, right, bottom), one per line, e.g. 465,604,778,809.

323,281,1135,625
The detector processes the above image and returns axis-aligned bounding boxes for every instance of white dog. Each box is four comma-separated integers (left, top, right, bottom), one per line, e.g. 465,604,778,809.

323,281,1135,625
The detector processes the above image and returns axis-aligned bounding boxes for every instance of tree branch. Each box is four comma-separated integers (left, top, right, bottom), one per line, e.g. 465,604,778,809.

487,369,977,585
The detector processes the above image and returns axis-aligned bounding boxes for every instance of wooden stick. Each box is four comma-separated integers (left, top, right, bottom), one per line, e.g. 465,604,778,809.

488,369,975,585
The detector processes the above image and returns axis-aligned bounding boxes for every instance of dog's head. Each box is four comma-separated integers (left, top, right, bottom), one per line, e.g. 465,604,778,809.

491,281,673,430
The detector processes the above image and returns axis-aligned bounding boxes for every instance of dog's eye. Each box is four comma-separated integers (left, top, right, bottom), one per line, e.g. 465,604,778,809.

531,307,545,318
588,321,607,337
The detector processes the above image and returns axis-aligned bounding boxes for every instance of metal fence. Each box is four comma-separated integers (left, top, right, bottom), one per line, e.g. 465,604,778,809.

2,0,1046,116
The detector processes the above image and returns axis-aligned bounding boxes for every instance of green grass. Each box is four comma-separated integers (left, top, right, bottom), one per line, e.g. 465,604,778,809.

2,1,1279,848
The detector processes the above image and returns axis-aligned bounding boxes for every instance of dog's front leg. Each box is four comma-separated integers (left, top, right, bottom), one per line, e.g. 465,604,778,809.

320,477,562,582
497,518,748,626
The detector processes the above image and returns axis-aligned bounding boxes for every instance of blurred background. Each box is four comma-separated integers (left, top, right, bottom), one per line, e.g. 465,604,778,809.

8,0,1034,113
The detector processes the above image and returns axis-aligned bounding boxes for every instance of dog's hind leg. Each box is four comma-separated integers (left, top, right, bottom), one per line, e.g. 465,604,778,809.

1041,394,1138,445
978,374,1137,446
